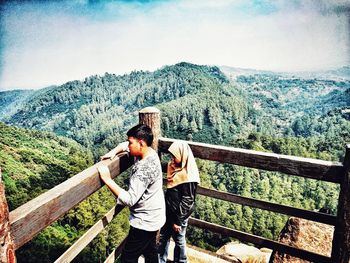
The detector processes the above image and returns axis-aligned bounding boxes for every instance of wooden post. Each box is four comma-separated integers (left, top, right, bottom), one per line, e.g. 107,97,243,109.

0,168,16,263
331,144,350,263
139,107,161,152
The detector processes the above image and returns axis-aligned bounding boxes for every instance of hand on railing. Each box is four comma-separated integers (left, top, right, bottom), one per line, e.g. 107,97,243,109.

98,166,113,184
97,165,123,197
100,148,118,160
100,142,129,161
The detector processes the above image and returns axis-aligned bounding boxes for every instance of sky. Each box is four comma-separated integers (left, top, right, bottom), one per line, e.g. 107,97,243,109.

0,0,349,90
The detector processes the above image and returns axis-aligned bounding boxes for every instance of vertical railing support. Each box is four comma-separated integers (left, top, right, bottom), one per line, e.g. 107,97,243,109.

139,107,161,152
331,144,350,263
0,168,16,263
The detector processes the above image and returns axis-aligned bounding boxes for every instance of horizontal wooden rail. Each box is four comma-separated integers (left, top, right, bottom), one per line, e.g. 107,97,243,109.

189,217,331,263
160,162,336,226
55,205,125,263
9,153,133,250
196,186,337,226
159,137,344,183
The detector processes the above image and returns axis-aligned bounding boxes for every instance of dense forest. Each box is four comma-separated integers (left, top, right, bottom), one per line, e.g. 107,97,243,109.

0,62,349,262
2,63,229,158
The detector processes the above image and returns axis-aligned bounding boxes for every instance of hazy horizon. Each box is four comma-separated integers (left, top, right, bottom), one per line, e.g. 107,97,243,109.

1,0,349,91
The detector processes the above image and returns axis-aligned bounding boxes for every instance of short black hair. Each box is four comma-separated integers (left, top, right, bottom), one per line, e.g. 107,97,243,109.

127,124,153,146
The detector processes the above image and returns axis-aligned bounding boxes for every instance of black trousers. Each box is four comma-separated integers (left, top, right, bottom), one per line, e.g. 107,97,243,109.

121,226,159,263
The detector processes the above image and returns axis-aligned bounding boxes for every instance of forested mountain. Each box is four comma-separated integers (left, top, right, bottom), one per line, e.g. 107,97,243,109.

0,122,93,209
1,62,349,261
3,62,349,160
3,63,230,159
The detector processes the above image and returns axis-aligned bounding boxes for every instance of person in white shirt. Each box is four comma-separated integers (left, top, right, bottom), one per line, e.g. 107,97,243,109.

99,124,165,263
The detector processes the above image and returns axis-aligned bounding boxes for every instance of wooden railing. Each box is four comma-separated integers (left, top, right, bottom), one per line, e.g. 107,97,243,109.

159,137,349,263
1,107,349,263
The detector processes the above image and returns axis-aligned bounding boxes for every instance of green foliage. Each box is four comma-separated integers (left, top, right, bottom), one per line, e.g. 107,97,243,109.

185,133,342,250
158,89,248,143
1,63,349,260
16,224,79,262
0,122,131,262
0,122,93,209
5,63,228,159
235,74,350,137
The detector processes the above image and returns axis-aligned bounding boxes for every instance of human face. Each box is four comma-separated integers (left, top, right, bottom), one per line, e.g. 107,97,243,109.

127,137,142,157
170,153,181,166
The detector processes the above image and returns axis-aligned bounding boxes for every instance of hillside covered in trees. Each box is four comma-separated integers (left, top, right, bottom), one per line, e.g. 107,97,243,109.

0,122,130,262
0,62,349,261
2,63,349,160
2,63,230,159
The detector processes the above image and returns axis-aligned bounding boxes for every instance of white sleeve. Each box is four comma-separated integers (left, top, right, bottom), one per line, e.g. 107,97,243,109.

117,171,147,207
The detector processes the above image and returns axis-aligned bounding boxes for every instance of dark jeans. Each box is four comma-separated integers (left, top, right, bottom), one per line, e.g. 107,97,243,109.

158,218,188,263
121,226,159,263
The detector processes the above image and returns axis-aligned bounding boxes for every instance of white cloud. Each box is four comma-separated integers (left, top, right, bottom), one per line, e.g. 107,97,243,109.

0,0,349,90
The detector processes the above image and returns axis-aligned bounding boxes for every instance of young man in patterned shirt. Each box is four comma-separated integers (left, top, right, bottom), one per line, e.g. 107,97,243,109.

99,124,165,263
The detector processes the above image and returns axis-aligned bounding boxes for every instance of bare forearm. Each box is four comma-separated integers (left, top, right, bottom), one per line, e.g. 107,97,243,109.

103,178,123,197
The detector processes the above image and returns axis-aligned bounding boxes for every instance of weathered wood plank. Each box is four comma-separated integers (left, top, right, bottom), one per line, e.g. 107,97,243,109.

139,107,161,151
54,205,125,263
159,137,343,183
189,217,332,263
196,186,336,225
161,162,336,224
331,144,350,263
9,153,133,250
161,160,336,225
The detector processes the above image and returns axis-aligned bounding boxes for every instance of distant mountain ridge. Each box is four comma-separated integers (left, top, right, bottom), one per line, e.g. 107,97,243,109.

220,65,350,81
1,62,233,156
0,62,349,159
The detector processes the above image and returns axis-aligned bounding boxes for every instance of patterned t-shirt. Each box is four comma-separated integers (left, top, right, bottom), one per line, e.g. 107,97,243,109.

117,147,166,231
